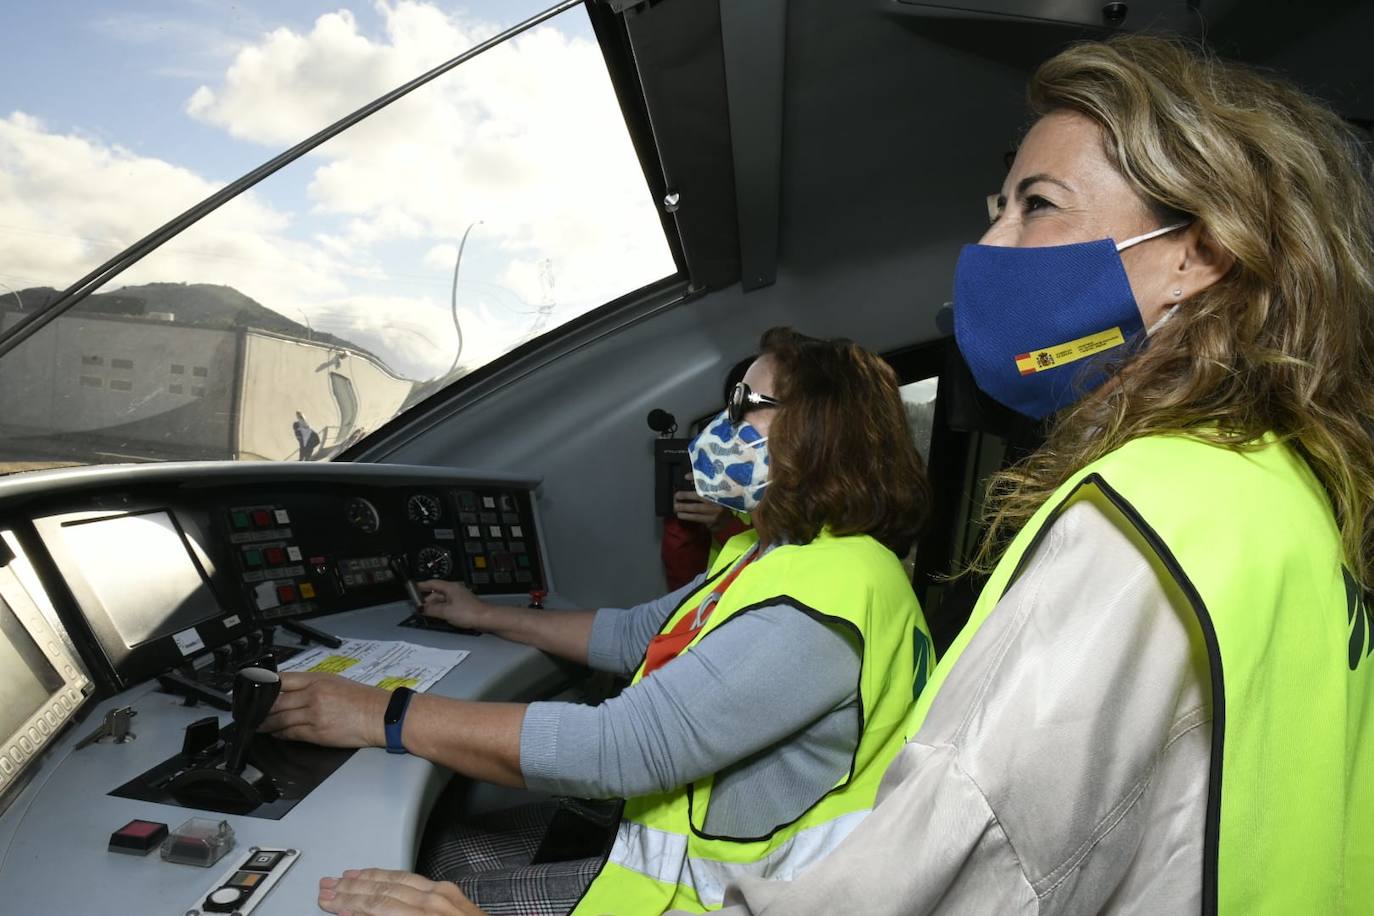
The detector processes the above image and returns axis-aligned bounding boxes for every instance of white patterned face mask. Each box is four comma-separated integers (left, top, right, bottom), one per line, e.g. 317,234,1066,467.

687,410,771,512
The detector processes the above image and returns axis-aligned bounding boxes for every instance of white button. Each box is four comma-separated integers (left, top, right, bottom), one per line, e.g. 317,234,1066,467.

467,526,480,538
27,727,40,744
287,546,302,562
37,719,50,736
0,757,12,774
17,736,32,753
489,526,502,537
482,497,496,509
209,887,243,905
511,526,524,539
275,509,290,524
45,711,59,728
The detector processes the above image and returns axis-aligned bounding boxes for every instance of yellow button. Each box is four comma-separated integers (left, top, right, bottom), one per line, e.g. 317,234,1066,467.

474,556,487,569
299,582,316,599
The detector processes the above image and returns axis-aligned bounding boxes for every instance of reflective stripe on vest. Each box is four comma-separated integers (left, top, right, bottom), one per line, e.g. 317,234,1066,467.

604,810,869,908
903,434,1374,914
572,529,931,915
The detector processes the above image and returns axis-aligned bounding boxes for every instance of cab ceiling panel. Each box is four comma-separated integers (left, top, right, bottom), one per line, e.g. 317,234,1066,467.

614,0,742,291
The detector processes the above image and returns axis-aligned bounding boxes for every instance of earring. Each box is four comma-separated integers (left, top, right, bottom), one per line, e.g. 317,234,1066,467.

1172,288,1183,299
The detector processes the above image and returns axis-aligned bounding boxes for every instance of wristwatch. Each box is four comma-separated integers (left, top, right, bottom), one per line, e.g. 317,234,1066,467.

384,686,415,755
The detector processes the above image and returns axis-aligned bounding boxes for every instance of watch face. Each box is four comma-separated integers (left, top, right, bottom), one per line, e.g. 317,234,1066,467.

385,687,412,725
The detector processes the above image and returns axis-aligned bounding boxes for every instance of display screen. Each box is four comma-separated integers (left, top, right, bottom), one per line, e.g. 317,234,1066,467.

0,594,62,745
57,510,222,649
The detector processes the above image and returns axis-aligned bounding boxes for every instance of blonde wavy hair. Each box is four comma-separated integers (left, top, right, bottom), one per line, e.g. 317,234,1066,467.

971,34,1374,588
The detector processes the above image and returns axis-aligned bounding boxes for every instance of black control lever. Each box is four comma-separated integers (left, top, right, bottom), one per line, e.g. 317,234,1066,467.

280,618,342,649
158,669,232,711
167,666,283,813
391,554,425,612
225,667,280,775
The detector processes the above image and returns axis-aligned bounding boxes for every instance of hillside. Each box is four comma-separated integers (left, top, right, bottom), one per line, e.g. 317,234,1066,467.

7,282,367,358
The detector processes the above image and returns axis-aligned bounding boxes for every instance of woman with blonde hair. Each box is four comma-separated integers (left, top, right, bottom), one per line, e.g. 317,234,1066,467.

698,33,1374,915
308,34,1374,916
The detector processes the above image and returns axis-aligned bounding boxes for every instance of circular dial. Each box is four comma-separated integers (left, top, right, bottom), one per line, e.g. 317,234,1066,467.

345,497,381,533
414,546,454,579
407,493,443,525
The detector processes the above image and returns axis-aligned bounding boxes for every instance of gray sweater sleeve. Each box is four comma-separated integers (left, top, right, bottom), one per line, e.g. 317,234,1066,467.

585,573,707,675
520,604,861,798
702,500,1212,916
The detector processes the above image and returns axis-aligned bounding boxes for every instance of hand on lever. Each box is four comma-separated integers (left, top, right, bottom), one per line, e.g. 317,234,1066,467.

416,580,490,631
227,667,281,774
258,672,389,749
319,869,484,915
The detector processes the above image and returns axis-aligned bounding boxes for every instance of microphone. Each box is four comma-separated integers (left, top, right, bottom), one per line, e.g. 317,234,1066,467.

647,409,678,437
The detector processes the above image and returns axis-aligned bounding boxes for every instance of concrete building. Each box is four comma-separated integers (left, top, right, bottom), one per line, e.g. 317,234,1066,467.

0,310,414,464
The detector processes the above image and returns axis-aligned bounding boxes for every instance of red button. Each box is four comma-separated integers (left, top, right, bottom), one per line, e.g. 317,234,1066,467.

277,584,297,604
264,547,286,565
252,510,271,528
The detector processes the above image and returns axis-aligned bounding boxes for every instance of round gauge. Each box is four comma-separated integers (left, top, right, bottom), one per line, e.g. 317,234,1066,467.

407,493,443,526
345,497,381,533
414,545,454,579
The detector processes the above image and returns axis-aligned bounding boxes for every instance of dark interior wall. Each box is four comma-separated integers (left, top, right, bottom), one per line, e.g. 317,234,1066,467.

370,0,1373,607
373,1,1042,606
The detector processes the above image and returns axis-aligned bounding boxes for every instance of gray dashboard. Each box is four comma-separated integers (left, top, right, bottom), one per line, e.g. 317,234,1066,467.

0,461,578,914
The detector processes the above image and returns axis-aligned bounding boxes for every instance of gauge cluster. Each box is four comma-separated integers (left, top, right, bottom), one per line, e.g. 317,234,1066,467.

223,481,546,624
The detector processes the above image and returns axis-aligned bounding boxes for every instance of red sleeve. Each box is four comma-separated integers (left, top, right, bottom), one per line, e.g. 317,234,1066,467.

661,517,710,591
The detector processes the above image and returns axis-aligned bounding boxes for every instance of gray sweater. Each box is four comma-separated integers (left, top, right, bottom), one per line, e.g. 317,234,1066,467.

518,570,864,837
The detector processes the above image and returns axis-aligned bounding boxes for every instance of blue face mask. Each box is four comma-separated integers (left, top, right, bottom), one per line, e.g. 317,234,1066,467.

688,410,771,512
952,222,1188,419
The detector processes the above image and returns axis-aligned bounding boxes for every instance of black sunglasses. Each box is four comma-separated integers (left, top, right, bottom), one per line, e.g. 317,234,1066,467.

728,381,782,426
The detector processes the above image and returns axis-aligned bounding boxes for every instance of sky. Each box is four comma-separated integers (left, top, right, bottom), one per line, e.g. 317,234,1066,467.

0,0,676,379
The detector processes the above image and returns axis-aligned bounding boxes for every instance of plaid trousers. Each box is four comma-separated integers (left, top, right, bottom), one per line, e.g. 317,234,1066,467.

418,800,612,916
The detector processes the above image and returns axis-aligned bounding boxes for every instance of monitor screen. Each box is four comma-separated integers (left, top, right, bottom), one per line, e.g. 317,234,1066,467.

56,510,223,649
0,593,63,746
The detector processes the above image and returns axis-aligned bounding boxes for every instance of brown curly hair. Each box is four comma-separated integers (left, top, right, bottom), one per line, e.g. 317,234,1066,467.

753,327,931,556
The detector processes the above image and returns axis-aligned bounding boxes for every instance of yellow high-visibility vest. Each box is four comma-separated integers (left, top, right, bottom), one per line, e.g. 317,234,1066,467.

574,528,931,914
906,434,1374,913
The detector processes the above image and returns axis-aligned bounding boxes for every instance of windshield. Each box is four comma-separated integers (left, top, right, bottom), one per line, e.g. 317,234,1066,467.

0,1,676,472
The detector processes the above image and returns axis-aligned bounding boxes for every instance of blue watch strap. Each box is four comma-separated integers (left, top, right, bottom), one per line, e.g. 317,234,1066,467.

384,686,415,755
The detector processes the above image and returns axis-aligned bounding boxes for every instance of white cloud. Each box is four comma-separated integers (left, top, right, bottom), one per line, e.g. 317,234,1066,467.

0,111,285,288
1,2,674,387
187,1,676,318
424,243,458,270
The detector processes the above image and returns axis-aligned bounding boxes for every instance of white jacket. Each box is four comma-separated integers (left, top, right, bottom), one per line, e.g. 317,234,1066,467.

706,499,1210,915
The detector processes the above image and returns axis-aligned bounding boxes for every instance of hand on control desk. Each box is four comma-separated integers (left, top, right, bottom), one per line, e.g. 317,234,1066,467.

416,579,491,630
318,868,484,915
259,671,388,748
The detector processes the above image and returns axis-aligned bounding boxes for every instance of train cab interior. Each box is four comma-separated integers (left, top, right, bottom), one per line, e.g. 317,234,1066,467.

0,0,1369,912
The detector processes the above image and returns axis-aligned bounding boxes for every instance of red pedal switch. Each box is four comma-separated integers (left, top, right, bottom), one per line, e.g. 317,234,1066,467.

251,510,271,528
276,584,298,604
264,547,286,566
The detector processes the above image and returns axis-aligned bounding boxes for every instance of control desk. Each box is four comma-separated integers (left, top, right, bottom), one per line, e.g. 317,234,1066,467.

0,461,578,915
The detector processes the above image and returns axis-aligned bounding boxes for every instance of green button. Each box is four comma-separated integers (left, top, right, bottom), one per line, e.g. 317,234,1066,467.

244,549,262,568
517,555,530,569
231,511,250,529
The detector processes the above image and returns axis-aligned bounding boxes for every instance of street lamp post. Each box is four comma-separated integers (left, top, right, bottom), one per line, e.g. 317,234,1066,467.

450,220,482,375
293,306,313,342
